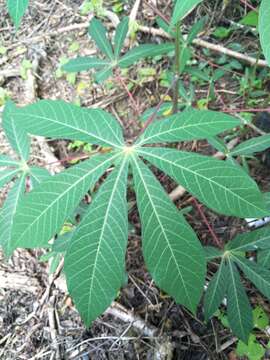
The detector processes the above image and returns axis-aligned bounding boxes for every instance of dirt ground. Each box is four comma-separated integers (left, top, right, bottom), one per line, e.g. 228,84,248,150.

0,0,270,359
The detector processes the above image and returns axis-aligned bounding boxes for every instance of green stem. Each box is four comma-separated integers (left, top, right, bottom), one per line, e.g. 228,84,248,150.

173,21,181,114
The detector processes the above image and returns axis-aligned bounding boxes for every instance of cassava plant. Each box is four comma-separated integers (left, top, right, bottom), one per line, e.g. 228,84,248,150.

2,0,270,345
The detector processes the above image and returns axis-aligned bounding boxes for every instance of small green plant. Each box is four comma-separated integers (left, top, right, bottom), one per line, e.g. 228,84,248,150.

2,0,270,346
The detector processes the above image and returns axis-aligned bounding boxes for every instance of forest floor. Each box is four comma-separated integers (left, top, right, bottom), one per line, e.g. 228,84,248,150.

0,0,270,359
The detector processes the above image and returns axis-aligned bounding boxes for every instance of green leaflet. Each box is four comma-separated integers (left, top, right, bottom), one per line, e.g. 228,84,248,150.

3,101,30,161
10,152,118,251
4,100,124,148
227,226,270,252
114,17,129,59
204,246,223,261
29,167,51,188
230,134,270,156
65,158,129,326
7,0,29,29
204,258,228,320
259,0,270,67
257,249,270,268
233,255,270,300
95,66,113,83
62,57,110,73
171,0,203,26
227,258,253,343
136,110,240,145
0,155,19,168
137,147,268,218
119,43,174,68
0,175,26,257
0,169,19,188
89,18,114,60
132,155,206,313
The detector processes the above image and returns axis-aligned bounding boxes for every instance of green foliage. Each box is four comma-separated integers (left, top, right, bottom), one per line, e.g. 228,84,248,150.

63,17,174,83
259,0,270,66
2,96,267,329
6,0,29,29
204,226,270,343
171,0,203,27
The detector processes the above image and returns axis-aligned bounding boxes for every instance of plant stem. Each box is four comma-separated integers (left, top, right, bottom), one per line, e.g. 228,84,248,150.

173,21,181,114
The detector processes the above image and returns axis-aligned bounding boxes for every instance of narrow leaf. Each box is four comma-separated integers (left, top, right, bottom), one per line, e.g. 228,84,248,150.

234,255,270,300
257,249,270,268
114,17,129,59
7,0,29,29
119,43,174,68
136,110,240,145
0,175,26,256
62,57,110,73
3,101,30,161
94,66,113,83
0,169,19,188
89,18,114,60
10,153,118,251
171,0,203,26
4,100,124,148
227,258,253,343
204,246,223,261
259,0,270,67
227,227,270,252
138,147,268,218
0,155,19,168
132,155,206,313
65,159,129,326
204,259,228,320
230,134,270,156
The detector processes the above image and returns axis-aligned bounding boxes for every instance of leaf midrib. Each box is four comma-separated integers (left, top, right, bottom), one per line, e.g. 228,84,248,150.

132,155,193,310
86,157,127,321
138,148,265,214
137,118,238,145
228,259,245,338
10,111,122,149
14,153,119,248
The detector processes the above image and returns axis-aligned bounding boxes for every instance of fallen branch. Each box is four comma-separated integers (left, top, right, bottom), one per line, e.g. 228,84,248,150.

6,19,268,68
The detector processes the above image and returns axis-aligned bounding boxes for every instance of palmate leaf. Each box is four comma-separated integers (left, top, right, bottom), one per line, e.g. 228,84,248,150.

0,174,26,256
230,134,270,156
137,147,267,218
233,255,270,300
132,155,206,313
227,258,253,343
3,101,30,161
4,100,124,148
259,0,270,67
0,168,19,188
226,226,270,252
204,258,228,320
114,17,129,59
10,152,119,251
119,43,174,68
65,158,129,326
89,18,114,60
6,0,29,29
0,155,19,168
171,0,203,26
136,110,240,145
62,57,110,73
